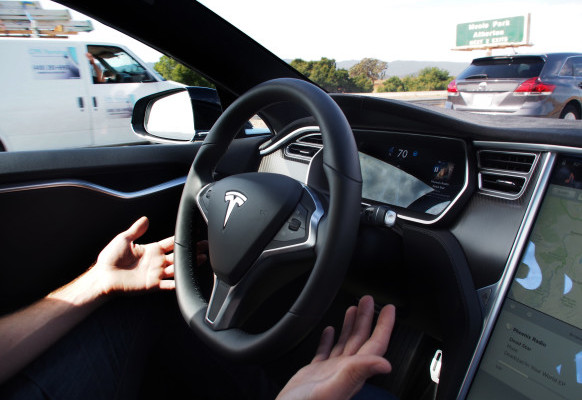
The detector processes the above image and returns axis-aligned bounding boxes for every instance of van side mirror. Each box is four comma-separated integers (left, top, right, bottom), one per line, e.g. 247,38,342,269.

131,87,222,142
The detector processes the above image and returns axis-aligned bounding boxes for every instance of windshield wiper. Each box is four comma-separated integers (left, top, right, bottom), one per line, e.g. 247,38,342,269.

465,74,488,80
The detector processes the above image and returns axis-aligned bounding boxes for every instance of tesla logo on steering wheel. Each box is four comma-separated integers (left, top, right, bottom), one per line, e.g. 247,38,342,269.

223,191,247,228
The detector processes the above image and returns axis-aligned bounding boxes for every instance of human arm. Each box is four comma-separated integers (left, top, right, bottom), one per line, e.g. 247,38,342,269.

276,295,396,400
0,216,174,384
87,52,104,83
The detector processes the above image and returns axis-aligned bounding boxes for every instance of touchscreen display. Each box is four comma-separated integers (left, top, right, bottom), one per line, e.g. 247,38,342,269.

467,157,582,399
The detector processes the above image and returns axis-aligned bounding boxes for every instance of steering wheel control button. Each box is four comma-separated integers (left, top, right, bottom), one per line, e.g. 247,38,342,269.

289,218,301,231
273,203,309,242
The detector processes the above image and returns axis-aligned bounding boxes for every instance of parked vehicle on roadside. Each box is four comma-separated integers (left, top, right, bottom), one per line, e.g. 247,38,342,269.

445,53,582,119
0,38,182,151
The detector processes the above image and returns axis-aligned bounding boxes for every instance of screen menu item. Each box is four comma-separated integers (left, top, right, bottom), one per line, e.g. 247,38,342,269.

467,157,582,399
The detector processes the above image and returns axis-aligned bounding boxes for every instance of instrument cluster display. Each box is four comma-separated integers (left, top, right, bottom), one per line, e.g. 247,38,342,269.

356,131,467,216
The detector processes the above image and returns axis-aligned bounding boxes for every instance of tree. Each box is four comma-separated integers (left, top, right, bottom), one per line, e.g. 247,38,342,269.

154,56,214,88
378,76,405,92
349,58,387,86
350,74,374,93
290,58,373,93
378,67,453,92
412,67,453,91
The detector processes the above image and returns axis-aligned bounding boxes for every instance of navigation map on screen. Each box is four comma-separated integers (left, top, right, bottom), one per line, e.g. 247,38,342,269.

467,157,582,400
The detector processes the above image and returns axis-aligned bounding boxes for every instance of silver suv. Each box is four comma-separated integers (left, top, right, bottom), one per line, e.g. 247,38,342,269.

445,53,582,119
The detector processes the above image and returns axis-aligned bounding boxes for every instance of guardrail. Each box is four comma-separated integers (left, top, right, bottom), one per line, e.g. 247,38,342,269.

354,90,448,107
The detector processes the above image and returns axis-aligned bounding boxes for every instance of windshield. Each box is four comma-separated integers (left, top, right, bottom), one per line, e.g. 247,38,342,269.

8,0,578,154
197,0,581,111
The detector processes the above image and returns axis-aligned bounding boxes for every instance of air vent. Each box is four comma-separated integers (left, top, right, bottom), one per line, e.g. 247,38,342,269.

286,143,320,158
298,134,323,145
478,150,536,173
480,173,526,195
284,132,322,162
477,150,538,199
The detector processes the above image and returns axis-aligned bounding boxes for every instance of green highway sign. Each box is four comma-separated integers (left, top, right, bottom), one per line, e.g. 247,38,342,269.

456,15,530,49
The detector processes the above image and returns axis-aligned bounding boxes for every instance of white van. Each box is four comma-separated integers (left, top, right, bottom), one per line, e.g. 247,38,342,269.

0,38,183,151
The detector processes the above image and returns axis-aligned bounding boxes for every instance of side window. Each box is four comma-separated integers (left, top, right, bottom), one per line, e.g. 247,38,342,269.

0,0,268,153
559,59,574,77
573,58,582,78
247,114,271,135
87,45,155,84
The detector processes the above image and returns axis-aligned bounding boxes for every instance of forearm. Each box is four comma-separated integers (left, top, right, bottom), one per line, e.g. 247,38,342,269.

90,61,104,82
0,267,108,384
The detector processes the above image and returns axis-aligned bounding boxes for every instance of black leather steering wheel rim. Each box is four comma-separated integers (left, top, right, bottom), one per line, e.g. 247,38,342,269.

174,78,362,361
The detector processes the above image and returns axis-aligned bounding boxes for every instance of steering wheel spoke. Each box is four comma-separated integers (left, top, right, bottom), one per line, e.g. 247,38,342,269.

205,275,240,330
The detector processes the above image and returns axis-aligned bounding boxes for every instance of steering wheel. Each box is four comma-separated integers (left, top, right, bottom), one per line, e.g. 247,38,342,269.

174,78,362,361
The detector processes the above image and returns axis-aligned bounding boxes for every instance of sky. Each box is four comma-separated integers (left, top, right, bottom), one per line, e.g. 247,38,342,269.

39,0,582,65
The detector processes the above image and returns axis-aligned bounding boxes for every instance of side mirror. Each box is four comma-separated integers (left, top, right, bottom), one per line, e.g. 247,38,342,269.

131,87,222,143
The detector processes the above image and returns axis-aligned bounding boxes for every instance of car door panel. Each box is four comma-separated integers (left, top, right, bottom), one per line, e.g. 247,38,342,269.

0,136,266,315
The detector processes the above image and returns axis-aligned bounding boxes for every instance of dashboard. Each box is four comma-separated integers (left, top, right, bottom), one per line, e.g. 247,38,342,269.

254,97,582,399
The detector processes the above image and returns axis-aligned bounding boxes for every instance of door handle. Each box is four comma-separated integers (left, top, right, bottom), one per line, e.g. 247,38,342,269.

92,96,98,108
77,97,85,110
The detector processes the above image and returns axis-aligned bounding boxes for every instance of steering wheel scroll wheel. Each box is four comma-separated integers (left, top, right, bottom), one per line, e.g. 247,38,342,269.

174,78,362,361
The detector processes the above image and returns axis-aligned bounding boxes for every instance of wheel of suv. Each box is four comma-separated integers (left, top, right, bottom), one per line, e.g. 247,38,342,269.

560,104,580,120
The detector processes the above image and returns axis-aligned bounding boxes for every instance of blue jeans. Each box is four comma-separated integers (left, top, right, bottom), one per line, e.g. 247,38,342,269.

0,293,278,400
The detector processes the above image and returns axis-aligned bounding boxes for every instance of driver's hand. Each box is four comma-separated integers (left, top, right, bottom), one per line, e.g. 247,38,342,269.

276,296,395,400
93,216,175,294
